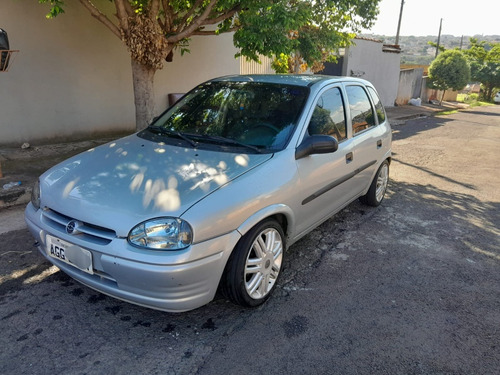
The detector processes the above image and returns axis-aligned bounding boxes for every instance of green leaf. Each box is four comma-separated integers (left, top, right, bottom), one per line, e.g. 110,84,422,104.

38,0,65,19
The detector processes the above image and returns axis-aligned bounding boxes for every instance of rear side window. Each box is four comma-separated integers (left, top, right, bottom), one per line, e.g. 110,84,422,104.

367,86,386,124
345,85,376,135
308,87,347,142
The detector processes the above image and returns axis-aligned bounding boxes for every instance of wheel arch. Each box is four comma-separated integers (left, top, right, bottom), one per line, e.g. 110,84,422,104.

236,204,294,245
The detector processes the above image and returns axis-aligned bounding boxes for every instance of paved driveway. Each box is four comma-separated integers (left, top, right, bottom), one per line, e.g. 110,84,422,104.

1,106,499,374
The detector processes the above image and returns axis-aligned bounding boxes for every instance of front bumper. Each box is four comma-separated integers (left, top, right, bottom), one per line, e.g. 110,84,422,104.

25,203,241,312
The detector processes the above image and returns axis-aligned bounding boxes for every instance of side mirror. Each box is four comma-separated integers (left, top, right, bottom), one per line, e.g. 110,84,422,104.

295,135,339,160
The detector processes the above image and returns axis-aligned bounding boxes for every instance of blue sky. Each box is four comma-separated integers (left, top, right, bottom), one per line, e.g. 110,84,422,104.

362,0,499,37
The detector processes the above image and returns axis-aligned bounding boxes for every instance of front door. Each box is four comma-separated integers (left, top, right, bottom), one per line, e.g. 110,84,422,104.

294,86,359,237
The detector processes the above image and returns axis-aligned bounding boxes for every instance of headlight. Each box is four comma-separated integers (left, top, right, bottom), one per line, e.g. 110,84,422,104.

128,218,192,250
31,179,40,210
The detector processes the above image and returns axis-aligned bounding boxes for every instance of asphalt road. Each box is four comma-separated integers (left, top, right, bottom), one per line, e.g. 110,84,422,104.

1,106,499,374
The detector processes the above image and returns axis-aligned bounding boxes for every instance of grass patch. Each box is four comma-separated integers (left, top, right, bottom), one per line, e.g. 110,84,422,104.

436,110,459,116
474,101,493,106
457,93,493,107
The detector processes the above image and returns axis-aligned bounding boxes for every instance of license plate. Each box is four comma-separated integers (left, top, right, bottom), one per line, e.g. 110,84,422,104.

46,235,93,274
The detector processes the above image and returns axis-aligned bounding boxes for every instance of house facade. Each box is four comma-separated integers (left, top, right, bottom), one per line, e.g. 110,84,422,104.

321,37,401,107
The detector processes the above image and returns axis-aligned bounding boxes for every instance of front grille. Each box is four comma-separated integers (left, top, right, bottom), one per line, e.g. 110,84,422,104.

42,208,117,245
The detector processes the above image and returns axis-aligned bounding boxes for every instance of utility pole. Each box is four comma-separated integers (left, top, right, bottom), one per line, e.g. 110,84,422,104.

435,18,443,58
395,0,405,45
460,35,464,50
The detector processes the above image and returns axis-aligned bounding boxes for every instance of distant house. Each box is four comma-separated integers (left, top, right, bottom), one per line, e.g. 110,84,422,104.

464,83,481,94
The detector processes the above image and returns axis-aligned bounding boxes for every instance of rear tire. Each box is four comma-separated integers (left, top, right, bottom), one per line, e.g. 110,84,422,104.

221,219,285,307
360,160,389,207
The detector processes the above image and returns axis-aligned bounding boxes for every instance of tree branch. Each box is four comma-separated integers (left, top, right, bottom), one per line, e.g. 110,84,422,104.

168,0,217,43
77,0,121,39
192,26,240,36
149,0,161,20
157,17,166,30
179,0,205,28
123,0,134,17
161,0,174,32
201,6,240,26
114,0,130,32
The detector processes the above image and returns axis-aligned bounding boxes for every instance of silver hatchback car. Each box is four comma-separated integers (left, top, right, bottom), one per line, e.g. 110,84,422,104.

25,75,391,312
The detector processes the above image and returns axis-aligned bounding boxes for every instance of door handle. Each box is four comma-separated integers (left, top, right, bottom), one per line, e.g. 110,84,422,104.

346,152,353,163
377,140,382,149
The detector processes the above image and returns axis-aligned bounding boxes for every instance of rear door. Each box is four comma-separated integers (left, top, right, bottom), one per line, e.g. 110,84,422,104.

344,84,390,193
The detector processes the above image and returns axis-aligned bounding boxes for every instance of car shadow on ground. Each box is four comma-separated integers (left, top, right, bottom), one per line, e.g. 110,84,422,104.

387,179,500,265
391,157,476,190
392,116,453,142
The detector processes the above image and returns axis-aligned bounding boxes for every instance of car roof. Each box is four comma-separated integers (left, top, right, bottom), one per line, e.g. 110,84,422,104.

212,74,372,88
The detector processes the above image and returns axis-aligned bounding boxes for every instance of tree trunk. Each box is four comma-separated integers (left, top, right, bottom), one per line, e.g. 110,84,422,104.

485,85,494,102
131,58,157,131
439,89,446,106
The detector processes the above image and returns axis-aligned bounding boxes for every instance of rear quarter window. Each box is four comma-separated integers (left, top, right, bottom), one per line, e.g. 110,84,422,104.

367,86,386,124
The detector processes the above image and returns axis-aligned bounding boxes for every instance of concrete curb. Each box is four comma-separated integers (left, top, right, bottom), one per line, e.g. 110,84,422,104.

0,185,31,209
389,113,430,126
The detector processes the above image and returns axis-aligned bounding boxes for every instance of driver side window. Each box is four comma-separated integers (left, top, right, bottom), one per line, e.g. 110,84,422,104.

308,87,347,142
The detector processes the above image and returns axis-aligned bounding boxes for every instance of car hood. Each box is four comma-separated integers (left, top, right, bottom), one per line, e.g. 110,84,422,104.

40,134,272,236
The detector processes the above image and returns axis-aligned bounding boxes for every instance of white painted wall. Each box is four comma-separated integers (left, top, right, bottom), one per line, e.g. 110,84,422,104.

343,39,400,107
0,1,134,144
155,32,240,108
396,68,424,105
0,1,240,145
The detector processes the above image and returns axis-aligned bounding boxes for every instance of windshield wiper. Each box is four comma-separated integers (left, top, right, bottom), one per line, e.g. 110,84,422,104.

193,134,263,153
148,126,198,147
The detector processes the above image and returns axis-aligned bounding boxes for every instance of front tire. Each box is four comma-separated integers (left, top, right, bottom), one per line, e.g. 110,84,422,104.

221,219,285,307
360,160,389,207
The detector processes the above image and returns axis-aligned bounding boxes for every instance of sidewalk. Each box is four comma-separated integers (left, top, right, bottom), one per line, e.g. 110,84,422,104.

385,100,469,124
0,138,118,209
0,101,468,209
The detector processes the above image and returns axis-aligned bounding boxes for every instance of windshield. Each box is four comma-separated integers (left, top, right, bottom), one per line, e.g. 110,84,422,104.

148,81,309,153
